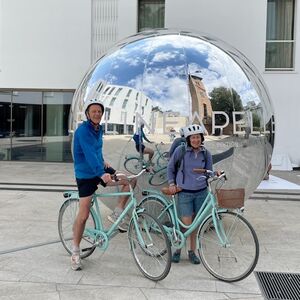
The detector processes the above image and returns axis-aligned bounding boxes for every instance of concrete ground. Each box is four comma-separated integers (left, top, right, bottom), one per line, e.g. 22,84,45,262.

0,161,300,300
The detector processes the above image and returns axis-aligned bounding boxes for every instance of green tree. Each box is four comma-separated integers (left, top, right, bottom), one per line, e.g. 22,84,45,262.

252,112,261,128
209,87,243,124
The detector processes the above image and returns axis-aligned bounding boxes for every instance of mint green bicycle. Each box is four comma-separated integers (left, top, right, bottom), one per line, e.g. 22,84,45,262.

139,170,259,282
58,169,172,281
124,143,168,186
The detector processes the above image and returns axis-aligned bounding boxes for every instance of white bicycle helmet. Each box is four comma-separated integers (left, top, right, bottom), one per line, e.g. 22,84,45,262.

83,99,104,115
182,124,204,138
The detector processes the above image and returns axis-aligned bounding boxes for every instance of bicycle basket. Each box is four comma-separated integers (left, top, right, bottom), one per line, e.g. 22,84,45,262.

216,188,245,208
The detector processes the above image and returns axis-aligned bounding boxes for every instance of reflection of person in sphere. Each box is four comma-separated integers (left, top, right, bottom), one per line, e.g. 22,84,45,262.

168,127,186,158
169,128,176,142
133,123,154,164
71,99,136,271
167,124,214,265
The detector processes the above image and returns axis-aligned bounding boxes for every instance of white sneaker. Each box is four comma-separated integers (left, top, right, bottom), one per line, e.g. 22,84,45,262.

107,212,128,232
71,253,82,271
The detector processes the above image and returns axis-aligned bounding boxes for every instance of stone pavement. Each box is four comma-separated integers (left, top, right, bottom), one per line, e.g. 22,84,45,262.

0,161,300,299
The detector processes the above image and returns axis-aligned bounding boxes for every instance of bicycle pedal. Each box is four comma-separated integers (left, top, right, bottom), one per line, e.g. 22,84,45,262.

118,228,127,233
82,245,96,252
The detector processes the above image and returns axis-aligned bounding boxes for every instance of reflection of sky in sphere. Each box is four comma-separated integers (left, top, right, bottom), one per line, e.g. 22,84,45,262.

88,35,259,113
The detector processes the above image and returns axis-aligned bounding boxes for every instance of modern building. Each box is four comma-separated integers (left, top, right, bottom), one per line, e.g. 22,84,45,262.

0,0,298,169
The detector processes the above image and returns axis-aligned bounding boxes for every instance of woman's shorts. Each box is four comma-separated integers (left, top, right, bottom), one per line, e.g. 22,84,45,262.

76,166,116,198
177,188,208,217
135,143,145,153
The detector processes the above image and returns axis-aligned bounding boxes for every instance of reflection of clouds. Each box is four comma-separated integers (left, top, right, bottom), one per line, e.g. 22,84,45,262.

152,51,182,63
128,65,190,116
93,34,260,110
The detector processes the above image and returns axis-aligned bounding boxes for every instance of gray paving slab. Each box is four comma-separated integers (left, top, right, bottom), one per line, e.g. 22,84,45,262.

0,161,300,299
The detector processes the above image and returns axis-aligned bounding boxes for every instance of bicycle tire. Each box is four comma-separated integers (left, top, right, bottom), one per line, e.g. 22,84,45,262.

198,211,259,282
157,151,169,167
149,167,168,186
124,157,142,175
58,198,97,259
139,196,173,229
128,211,171,281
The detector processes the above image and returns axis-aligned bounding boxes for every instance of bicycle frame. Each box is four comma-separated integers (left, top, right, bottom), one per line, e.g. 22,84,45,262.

127,143,167,167
142,185,229,250
67,186,149,251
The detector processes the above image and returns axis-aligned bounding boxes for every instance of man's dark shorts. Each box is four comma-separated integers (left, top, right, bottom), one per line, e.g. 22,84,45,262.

76,166,116,198
135,143,145,153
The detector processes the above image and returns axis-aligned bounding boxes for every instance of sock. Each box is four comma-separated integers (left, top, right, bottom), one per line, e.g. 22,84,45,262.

72,245,80,254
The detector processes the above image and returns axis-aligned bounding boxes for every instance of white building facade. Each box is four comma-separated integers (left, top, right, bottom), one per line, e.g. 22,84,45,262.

0,0,298,168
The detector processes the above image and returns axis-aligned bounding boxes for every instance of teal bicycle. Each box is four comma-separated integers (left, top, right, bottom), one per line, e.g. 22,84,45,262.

58,169,172,281
139,170,259,282
124,143,169,186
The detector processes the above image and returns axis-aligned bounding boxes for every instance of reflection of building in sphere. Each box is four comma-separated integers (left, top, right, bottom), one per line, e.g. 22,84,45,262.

152,108,187,134
188,75,212,125
78,81,153,135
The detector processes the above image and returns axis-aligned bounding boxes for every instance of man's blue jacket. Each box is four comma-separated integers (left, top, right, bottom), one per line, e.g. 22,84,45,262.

73,121,105,179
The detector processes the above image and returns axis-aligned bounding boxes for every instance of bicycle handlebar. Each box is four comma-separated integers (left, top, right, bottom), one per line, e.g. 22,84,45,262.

115,168,147,182
194,169,227,181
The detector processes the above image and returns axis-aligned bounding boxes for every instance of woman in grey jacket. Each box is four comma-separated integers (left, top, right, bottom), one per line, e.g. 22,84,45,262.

167,124,213,264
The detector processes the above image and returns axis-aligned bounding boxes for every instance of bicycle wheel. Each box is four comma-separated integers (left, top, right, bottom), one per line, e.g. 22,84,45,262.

58,198,97,259
139,196,173,228
128,211,171,281
124,157,142,175
157,151,169,167
198,211,259,282
149,167,168,186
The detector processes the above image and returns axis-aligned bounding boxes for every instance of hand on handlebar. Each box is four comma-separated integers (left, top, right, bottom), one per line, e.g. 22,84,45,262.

193,169,226,179
169,184,178,195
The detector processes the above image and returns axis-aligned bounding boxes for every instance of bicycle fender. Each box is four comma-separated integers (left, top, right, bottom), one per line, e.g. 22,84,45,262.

140,192,169,206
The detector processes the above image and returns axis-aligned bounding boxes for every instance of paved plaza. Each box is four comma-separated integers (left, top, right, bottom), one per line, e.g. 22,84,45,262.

0,161,299,299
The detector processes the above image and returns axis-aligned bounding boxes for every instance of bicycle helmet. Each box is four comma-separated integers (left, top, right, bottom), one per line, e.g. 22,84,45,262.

182,124,204,138
83,99,105,116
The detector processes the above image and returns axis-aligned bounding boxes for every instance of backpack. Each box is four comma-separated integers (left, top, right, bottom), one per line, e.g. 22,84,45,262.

174,144,207,184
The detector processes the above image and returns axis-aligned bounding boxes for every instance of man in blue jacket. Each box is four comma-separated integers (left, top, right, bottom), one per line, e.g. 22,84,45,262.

72,99,135,271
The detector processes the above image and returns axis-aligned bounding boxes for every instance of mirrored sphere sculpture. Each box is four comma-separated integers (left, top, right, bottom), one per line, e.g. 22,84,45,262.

70,29,275,208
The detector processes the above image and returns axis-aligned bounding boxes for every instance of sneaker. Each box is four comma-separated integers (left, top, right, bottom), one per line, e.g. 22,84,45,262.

71,253,82,271
107,212,128,232
172,250,181,263
188,250,200,265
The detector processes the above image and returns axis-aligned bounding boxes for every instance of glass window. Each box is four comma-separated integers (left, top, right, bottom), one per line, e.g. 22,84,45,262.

96,81,104,92
11,91,43,161
0,91,12,160
105,107,111,120
0,89,74,162
108,87,115,95
115,88,122,96
122,99,128,109
266,0,295,70
126,89,132,97
109,97,116,106
103,87,110,94
138,0,165,32
42,92,73,162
